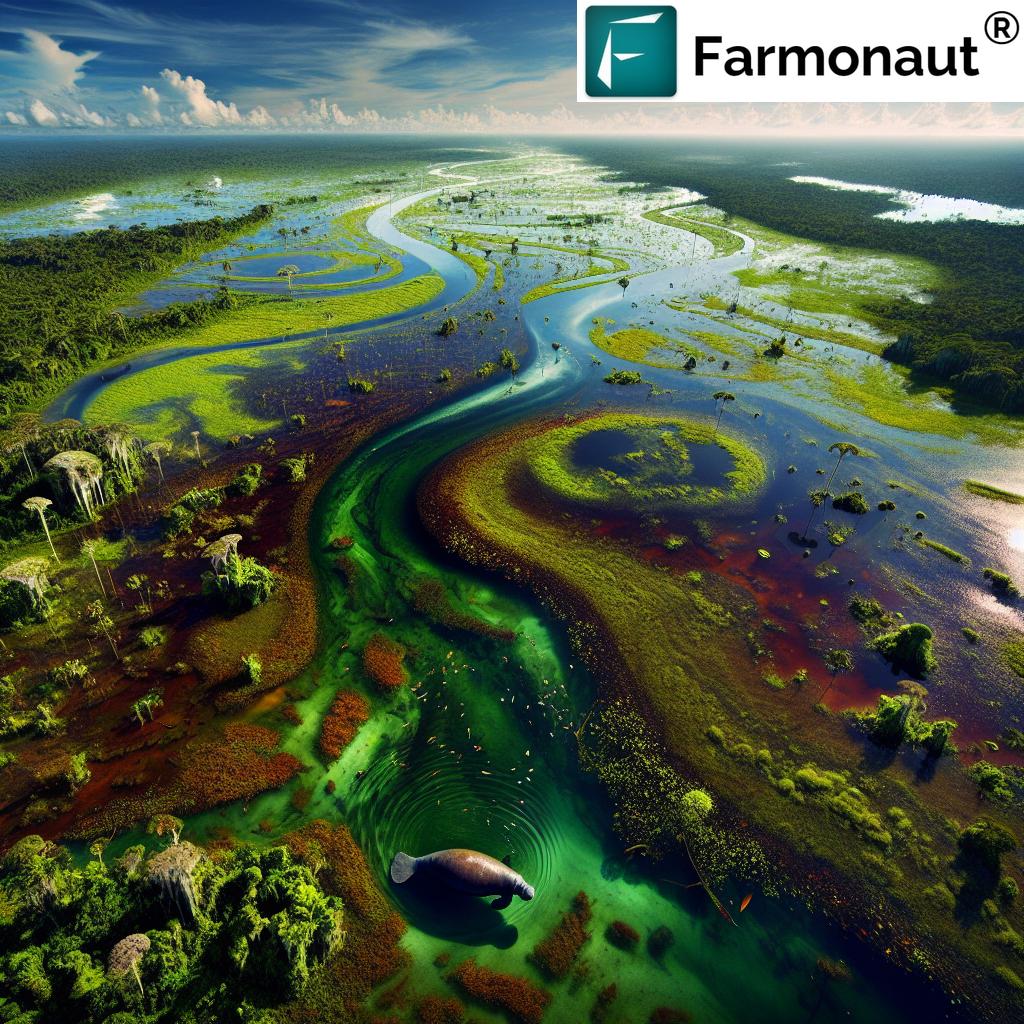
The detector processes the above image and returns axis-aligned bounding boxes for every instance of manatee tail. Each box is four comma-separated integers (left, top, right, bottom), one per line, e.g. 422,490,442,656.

390,851,418,884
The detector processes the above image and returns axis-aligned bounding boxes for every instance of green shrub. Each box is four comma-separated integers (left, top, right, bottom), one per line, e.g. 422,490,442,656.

831,491,869,515
871,622,937,676
227,463,263,498
983,567,1020,598
202,552,276,611
139,627,167,649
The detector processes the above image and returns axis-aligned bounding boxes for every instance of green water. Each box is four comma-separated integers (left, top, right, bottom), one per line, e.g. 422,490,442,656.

180,345,927,1023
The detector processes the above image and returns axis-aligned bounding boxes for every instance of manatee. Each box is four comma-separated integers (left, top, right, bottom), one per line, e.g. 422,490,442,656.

390,848,535,910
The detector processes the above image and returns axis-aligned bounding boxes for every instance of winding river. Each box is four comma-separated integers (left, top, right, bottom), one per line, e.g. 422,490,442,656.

48,158,996,1022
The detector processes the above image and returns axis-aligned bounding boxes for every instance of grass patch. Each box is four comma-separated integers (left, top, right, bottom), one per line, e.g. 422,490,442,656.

918,538,970,564
964,480,1024,505
642,205,744,256
523,412,766,509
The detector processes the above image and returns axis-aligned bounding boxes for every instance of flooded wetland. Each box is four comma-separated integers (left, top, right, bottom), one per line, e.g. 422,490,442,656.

1,135,1023,1024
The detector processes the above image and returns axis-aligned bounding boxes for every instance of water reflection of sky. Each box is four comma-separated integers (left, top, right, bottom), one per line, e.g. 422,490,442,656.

790,175,1024,224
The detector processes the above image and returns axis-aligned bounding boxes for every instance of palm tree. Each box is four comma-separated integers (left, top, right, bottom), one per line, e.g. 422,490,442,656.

618,276,630,294
712,391,735,435
23,497,58,562
81,539,107,598
823,441,861,494
143,441,171,484
819,649,854,701
276,264,300,290
108,934,151,995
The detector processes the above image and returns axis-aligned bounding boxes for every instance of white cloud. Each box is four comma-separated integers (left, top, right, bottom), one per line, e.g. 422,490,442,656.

140,83,162,123
246,104,275,127
22,29,99,91
5,110,28,126
125,112,142,126
160,68,242,126
29,98,59,126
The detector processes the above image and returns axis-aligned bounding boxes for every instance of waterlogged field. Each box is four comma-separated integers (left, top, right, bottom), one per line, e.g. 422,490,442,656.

1,137,1023,1024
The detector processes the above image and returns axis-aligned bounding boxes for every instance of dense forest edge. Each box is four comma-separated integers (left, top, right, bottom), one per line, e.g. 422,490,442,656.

0,205,275,421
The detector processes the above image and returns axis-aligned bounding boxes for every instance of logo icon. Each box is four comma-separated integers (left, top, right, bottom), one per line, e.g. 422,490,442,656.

585,6,677,97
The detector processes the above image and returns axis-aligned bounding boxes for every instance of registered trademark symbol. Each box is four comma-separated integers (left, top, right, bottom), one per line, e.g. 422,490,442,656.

985,10,1019,43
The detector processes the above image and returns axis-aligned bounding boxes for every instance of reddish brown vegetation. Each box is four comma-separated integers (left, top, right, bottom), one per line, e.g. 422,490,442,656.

320,689,371,760
530,890,592,979
649,1010,693,1024
415,995,466,1024
363,632,408,691
448,959,550,1024
606,919,641,951
592,984,618,1024
331,535,355,549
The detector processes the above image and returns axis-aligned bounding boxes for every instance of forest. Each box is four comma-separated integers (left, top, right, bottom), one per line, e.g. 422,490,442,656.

0,826,342,1023
0,136,499,211
0,205,273,421
565,138,1024,412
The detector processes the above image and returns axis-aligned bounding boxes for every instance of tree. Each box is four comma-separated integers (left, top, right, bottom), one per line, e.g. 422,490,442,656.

81,539,107,598
108,934,150,995
824,441,861,494
148,814,184,846
23,497,58,562
819,648,854,700
84,600,119,660
276,263,300,291
0,557,52,624
43,450,104,518
144,441,172,484
618,276,629,294
712,391,735,435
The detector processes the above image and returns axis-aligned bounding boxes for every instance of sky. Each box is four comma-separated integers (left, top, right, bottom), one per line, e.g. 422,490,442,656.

0,0,1022,135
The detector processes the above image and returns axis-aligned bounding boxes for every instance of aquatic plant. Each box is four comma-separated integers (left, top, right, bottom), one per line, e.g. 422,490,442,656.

320,689,370,760
959,819,1018,875
416,995,466,1023
201,550,276,612
227,462,263,497
603,368,645,385
529,890,592,979
964,480,1024,504
606,919,641,951
831,492,868,515
362,632,408,691
448,959,550,1024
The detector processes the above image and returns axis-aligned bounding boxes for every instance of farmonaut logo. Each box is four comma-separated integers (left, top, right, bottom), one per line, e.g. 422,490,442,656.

585,6,677,96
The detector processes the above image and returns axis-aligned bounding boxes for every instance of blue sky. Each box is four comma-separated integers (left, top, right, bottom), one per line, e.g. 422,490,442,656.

0,0,579,128
0,1,1021,134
